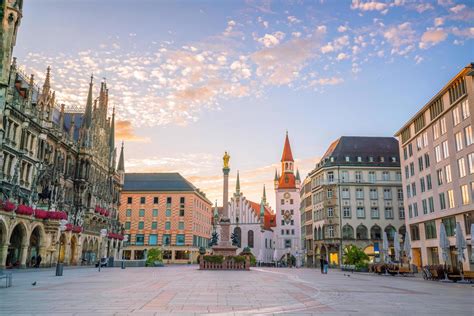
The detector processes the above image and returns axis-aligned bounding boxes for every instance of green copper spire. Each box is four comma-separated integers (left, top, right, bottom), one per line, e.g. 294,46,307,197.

262,184,266,203
296,169,301,181
260,199,265,219
274,169,278,181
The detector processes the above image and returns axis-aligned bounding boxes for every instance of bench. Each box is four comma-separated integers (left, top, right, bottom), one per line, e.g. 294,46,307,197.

0,270,12,288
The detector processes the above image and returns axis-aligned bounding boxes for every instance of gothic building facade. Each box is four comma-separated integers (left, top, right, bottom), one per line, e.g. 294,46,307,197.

0,0,125,268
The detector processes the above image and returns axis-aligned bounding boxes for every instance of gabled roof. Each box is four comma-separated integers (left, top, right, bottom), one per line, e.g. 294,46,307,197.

281,132,294,162
123,173,197,192
247,201,276,230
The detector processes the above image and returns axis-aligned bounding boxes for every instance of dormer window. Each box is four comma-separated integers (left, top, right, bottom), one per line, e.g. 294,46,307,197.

345,156,350,162
380,157,385,162
330,157,334,162
391,157,397,162
357,156,362,162
369,156,374,162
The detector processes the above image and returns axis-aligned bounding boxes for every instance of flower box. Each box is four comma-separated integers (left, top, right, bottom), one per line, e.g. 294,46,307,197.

2,200,16,212
47,211,68,220
16,204,34,216
65,224,83,233
34,209,49,219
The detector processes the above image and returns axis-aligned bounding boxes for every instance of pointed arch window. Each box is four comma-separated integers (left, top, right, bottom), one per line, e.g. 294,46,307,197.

248,230,254,248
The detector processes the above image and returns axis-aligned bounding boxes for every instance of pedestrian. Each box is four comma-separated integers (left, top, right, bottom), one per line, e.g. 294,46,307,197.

320,257,324,274
323,258,329,274
35,254,42,268
31,255,36,268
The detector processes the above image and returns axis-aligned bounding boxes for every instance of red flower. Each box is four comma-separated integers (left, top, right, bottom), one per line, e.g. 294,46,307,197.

2,200,16,212
16,204,34,216
47,211,68,220
34,209,49,219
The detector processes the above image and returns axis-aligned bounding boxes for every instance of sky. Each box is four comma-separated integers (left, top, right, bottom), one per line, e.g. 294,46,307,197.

14,0,473,209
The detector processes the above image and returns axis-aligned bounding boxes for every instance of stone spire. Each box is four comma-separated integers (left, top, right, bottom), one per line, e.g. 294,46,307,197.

83,75,93,129
42,66,51,96
59,104,65,130
235,170,240,194
109,106,115,151
117,141,125,172
69,114,76,140
262,184,267,204
296,169,301,181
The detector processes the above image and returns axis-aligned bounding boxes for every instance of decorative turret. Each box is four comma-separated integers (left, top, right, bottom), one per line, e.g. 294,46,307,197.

0,0,23,86
235,170,240,195
69,114,76,141
262,184,267,205
83,75,93,129
274,169,279,189
281,131,294,173
117,141,125,185
42,66,51,96
296,169,301,186
59,104,65,131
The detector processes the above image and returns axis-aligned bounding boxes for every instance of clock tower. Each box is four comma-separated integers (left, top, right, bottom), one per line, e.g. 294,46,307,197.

274,132,301,265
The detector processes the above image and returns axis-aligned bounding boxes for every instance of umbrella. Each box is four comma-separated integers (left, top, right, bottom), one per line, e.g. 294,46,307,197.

439,222,450,265
404,231,412,262
471,224,474,262
382,231,390,263
455,222,466,264
393,233,401,262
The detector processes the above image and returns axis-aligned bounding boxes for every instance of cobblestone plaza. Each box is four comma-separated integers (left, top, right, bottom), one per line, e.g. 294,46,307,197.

1,265,472,315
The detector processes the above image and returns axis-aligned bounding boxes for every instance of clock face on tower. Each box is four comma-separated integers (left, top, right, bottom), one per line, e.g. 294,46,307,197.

283,192,290,199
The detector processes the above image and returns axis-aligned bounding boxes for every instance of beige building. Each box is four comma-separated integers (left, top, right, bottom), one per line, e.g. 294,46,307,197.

304,137,405,267
300,177,313,266
395,63,474,272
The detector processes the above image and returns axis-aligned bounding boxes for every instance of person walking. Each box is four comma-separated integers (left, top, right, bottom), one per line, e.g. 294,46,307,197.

35,254,42,268
323,258,329,274
320,257,324,274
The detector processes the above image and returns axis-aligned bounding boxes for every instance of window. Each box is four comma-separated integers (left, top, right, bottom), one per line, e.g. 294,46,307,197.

455,132,464,151
447,190,455,208
396,171,402,181
327,188,333,199
382,171,390,181
356,207,365,218
413,203,419,217
442,217,456,236
139,209,145,217
342,188,350,199
445,165,452,183
368,171,376,183
408,144,413,157
426,174,432,190
385,207,393,219
370,188,378,200
435,145,442,162
138,221,144,229
399,207,405,219
442,141,449,159
165,209,171,217
405,166,409,179
424,153,430,168
281,199,285,205
341,171,349,182
140,197,146,204
355,171,362,183
461,99,470,119
416,136,423,150
125,222,131,229
153,197,159,204
343,207,351,218
327,226,334,238
152,209,158,217
410,163,415,176
410,224,420,241
461,184,470,205
146,234,157,246
178,222,185,230
166,197,172,205
420,178,426,193
126,209,132,217
422,199,428,214
408,205,413,218
439,192,446,210
356,188,364,199
468,153,474,174
453,106,461,125
176,234,185,246
371,207,379,219
327,207,334,217
285,239,292,248
428,197,434,213
357,156,362,162
458,158,466,178
423,132,428,147
440,117,447,135
127,197,132,204
345,156,350,162
383,188,392,200
425,221,437,239
411,182,417,197
437,169,444,185
163,234,171,246
406,185,411,198
403,148,408,160
151,221,157,229
179,209,185,217
433,122,440,140
248,230,254,248
327,171,334,183
418,157,424,172
290,199,294,205
165,221,171,230
397,189,403,200
136,234,144,246
465,125,473,146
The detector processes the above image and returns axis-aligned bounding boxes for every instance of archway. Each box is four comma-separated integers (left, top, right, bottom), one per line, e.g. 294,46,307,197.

70,235,77,265
28,225,44,267
7,223,27,268
81,238,89,264
370,225,382,240
342,224,354,240
93,239,99,262
248,230,254,248
385,225,396,240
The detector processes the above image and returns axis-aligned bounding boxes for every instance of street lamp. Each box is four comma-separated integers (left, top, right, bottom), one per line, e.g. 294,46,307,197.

55,219,68,276
98,229,107,272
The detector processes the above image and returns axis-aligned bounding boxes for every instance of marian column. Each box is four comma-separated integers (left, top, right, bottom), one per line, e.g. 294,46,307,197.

212,151,237,255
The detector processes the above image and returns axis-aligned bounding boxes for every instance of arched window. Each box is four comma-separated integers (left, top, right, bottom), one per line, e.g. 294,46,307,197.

342,224,354,239
385,225,396,240
356,224,368,240
248,230,254,248
371,225,382,240
318,227,323,240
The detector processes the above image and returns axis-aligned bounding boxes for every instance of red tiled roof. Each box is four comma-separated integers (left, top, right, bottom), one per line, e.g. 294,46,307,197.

247,201,276,230
281,133,294,162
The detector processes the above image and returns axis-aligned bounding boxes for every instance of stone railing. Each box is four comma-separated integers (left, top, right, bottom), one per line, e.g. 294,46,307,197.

199,255,250,270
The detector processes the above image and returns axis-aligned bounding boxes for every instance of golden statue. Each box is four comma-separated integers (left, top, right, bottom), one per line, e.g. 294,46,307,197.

223,151,230,168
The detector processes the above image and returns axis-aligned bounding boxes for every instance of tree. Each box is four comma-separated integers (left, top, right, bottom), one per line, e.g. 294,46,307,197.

208,232,219,247
231,232,239,247
145,248,163,267
343,245,369,269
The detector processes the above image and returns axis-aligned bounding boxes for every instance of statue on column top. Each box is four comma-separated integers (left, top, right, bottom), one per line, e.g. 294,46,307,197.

223,151,230,169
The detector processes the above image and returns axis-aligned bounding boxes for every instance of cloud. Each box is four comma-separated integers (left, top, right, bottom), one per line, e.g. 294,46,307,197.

287,16,301,24
351,0,388,12
415,3,434,13
338,25,348,32
434,17,444,27
256,32,285,47
451,27,474,39
449,4,465,14
336,52,349,60
383,22,416,55
115,120,149,142
419,29,448,49
311,77,344,86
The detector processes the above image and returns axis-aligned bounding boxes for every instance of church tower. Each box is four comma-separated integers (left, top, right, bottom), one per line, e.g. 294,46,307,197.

274,132,301,265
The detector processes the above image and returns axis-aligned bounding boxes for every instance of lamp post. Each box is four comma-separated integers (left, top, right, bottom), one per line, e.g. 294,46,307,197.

98,229,107,272
55,219,68,276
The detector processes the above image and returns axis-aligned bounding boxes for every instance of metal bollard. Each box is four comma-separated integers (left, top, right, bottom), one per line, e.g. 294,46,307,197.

121,261,126,269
